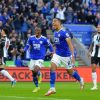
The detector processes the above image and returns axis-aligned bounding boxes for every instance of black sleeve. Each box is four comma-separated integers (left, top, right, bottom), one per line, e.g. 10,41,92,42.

0,38,5,48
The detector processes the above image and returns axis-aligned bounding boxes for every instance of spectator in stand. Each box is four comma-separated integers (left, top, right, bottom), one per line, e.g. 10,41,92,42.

65,7,74,24
15,55,22,67
50,1,59,18
77,8,87,24
97,1,100,12
56,5,66,23
21,16,31,39
42,3,50,18
37,0,44,11
88,0,97,16
0,21,3,32
82,0,92,7
95,12,100,26
41,19,48,37
12,13,22,35
0,0,100,64
73,12,78,24
86,10,96,24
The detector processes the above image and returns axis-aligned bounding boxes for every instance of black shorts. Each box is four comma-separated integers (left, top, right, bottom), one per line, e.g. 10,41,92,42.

0,57,6,65
0,56,3,65
0,56,5,71
91,57,100,66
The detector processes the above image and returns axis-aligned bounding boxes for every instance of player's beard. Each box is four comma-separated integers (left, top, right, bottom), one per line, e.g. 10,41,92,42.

36,33,41,38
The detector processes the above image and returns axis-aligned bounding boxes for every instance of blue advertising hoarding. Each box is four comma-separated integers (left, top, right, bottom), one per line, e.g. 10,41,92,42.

63,24,96,45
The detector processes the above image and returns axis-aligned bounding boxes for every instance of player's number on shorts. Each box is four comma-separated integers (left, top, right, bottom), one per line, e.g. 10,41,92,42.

67,60,72,67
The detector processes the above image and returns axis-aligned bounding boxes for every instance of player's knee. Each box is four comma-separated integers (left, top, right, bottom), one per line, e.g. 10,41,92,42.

92,64,97,72
34,66,40,72
32,70,37,77
32,66,40,76
32,66,40,77
67,69,73,75
50,62,57,71
92,68,96,72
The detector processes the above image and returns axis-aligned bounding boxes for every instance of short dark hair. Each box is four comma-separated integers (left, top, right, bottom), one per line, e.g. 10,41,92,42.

53,18,62,24
2,28,9,36
35,27,41,31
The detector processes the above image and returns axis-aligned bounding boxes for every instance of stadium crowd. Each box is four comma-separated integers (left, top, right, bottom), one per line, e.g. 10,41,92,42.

0,0,100,66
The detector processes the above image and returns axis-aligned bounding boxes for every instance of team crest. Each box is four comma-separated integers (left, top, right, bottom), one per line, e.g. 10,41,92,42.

32,41,35,43
40,41,43,44
58,34,60,37
66,33,69,37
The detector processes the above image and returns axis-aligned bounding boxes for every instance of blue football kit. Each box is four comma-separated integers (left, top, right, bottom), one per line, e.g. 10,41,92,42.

24,35,54,60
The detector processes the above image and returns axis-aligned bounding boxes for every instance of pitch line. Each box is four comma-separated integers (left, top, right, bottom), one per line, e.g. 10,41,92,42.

0,96,72,100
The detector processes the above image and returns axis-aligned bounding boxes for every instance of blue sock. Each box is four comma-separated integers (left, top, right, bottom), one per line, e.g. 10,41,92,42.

72,71,81,82
33,75,38,87
50,71,56,88
37,71,40,77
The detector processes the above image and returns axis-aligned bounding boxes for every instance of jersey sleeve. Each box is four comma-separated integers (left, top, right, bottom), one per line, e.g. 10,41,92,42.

44,38,54,52
63,31,70,39
24,37,31,51
92,36,94,44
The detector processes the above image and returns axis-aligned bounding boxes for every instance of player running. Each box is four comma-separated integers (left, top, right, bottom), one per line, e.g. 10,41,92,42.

24,27,54,93
45,18,84,96
0,28,16,87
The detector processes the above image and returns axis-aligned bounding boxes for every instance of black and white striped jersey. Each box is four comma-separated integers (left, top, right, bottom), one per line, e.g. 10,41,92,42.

91,34,100,57
0,36,10,58
3,37,10,58
0,37,5,57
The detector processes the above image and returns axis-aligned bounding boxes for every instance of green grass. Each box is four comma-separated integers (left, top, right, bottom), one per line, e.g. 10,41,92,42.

0,82,100,100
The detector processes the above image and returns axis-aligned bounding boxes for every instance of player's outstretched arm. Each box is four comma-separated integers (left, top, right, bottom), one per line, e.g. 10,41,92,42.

24,38,31,52
66,38,75,64
46,39,54,53
88,42,94,58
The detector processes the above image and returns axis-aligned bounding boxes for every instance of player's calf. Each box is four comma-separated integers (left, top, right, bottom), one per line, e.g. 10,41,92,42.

38,71,42,84
32,68,42,93
68,70,84,90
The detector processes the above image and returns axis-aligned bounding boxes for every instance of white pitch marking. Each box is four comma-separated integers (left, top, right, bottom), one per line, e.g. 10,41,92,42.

0,96,72,100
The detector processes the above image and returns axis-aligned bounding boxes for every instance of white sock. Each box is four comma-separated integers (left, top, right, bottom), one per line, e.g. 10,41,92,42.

0,70,14,82
92,72,97,87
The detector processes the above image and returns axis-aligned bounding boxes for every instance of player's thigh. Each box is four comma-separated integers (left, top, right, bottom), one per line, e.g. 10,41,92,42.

33,60,44,72
0,57,5,68
91,57,98,71
0,57,2,65
50,62,57,71
61,56,73,69
51,54,60,67
35,59,44,68
28,59,35,70
91,57,98,65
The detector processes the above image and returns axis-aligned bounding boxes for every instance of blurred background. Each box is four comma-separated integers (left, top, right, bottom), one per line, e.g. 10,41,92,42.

0,0,99,67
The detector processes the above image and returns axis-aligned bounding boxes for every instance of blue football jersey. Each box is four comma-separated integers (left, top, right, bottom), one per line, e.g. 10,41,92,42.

54,28,71,57
24,35,53,60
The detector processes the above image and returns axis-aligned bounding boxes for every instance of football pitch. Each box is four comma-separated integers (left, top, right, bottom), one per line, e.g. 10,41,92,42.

0,82,100,100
